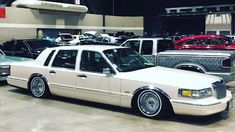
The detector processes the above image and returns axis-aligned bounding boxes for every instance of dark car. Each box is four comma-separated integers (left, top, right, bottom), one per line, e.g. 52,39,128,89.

175,35,235,50
0,39,57,59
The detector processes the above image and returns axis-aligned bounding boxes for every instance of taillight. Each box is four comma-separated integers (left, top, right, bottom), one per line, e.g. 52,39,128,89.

0,8,6,18
221,58,231,68
0,65,10,76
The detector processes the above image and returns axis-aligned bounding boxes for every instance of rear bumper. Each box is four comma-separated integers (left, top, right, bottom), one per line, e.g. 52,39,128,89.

7,76,28,89
171,90,233,116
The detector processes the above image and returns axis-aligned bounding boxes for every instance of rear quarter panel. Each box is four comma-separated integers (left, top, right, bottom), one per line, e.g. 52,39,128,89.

8,62,46,89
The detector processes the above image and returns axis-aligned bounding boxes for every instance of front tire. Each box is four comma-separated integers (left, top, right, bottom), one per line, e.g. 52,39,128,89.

137,90,167,118
29,76,49,98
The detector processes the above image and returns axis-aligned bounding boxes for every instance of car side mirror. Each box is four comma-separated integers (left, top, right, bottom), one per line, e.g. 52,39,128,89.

103,68,113,77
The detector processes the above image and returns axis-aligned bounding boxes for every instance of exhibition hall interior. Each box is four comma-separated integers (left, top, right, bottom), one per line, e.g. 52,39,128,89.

0,0,235,131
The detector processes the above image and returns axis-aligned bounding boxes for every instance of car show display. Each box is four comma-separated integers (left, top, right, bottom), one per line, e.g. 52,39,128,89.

7,45,233,118
0,1,235,131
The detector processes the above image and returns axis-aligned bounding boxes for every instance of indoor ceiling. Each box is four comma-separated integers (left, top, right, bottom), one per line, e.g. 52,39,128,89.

0,0,234,16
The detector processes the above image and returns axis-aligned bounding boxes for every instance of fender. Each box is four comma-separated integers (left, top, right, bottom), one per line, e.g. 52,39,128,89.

28,73,48,88
174,62,206,73
133,86,171,99
131,86,171,108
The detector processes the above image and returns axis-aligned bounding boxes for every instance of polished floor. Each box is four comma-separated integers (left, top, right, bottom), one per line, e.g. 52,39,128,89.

0,82,235,132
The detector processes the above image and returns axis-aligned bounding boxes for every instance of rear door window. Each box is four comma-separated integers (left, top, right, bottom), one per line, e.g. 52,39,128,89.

52,50,78,70
141,40,153,55
183,39,198,45
200,38,220,45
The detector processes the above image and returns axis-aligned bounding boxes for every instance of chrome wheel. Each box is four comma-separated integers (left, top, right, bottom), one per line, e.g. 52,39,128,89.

30,77,46,98
137,90,162,117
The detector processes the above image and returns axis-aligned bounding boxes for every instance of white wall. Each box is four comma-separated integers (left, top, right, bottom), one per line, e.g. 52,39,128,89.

0,7,143,42
205,13,231,35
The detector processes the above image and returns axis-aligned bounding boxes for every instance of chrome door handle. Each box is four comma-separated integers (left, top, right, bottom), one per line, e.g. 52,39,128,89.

49,70,56,74
77,74,87,78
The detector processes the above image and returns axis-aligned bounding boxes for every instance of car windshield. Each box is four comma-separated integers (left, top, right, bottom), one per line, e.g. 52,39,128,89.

103,48,154,72
27,40,57,51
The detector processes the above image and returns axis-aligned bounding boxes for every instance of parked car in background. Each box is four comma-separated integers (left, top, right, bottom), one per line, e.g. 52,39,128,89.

55,33,76,46
69,35,85,45
0,49,32,81
175,35,235,50
115,31,136,40
96,34,124,44
7,45,232,118
0,39,57,59
83,31,98,40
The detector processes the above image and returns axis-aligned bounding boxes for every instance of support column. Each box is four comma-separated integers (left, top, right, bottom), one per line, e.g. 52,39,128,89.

232,13,235,34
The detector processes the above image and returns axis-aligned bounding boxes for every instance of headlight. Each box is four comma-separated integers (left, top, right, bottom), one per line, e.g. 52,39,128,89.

178,88,213,98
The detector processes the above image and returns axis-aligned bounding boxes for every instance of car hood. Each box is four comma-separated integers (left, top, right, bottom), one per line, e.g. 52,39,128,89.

0,55,33,65
118,66,219,89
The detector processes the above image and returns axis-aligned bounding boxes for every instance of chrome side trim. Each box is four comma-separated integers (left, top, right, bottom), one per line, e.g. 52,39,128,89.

206,72,234,75
49,83,132,98
49,83,74,90
7,76,28,82
172,101,221,106
75,86,132,97
159,53,230,57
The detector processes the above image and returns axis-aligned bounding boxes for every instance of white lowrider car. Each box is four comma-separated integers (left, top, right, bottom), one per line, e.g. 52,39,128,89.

7,45,233,118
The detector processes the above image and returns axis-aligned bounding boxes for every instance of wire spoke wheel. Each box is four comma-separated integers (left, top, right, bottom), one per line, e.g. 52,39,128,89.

30,77,46,97
137,90,162,117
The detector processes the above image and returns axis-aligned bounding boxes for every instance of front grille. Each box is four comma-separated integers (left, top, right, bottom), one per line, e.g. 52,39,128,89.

0,66,10,76
212,80,226,99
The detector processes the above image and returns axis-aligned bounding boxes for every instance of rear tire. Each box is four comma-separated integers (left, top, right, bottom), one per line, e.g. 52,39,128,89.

29,76,50,98
136,90,168,119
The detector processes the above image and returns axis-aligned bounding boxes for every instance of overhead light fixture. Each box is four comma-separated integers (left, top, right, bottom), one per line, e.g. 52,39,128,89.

11,0,88,13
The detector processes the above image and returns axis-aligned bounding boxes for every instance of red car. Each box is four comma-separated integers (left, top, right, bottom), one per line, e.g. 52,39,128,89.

175,35,235,50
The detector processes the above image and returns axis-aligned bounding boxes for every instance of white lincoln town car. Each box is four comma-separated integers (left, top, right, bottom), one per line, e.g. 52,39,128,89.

7,45,233,118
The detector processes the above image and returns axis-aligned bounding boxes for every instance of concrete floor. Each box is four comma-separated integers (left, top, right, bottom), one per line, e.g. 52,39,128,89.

0,82,235,132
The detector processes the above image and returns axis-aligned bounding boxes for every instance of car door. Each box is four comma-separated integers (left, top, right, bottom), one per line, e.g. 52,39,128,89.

47,49,78,98
75,50,120,106
140,40,155,63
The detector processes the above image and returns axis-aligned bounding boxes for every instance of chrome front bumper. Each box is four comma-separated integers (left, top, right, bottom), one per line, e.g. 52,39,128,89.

171,90,233,116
